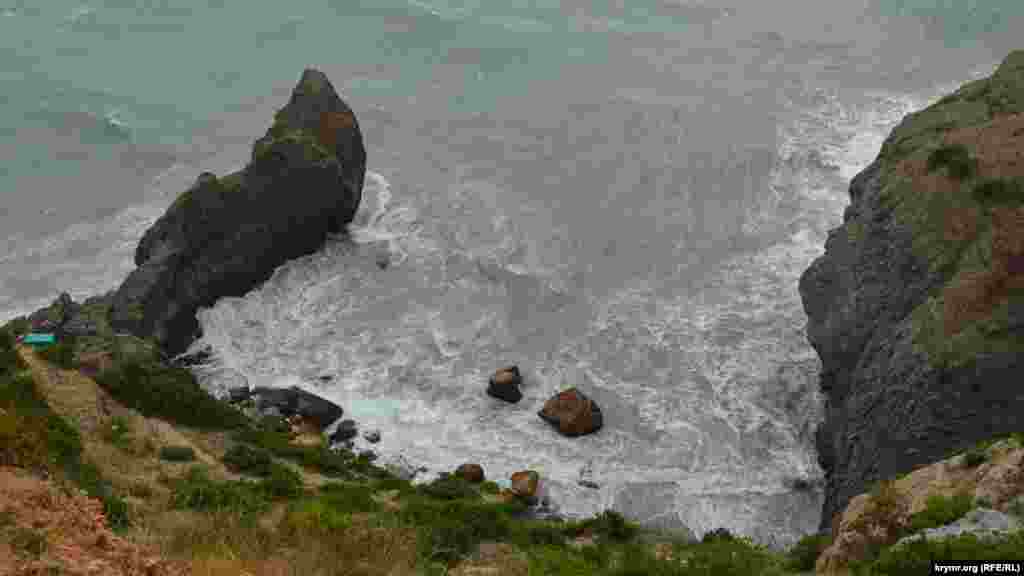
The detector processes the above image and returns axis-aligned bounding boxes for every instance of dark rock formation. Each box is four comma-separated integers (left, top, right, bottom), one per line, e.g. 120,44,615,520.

330,419,358,443
799,50,1024,531
107,69,366,357
233,386,344,431
486,365,523,403
538,388,603,437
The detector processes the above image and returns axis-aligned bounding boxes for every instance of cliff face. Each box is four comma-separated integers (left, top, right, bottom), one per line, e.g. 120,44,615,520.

108,69,366,357
800,51,1024,531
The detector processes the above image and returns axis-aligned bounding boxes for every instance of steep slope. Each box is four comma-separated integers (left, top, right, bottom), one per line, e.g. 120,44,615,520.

800,50,1024,531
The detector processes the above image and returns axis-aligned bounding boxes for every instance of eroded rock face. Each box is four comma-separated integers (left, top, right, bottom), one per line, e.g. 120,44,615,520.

816,441,1024,574
800,50,1024,531
108,69,366,357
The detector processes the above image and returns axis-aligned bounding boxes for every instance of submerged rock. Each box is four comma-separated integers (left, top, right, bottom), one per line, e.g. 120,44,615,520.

538,388,603,437
107,68,366,358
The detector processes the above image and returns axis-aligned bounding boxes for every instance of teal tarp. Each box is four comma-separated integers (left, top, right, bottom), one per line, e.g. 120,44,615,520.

23,333,56,346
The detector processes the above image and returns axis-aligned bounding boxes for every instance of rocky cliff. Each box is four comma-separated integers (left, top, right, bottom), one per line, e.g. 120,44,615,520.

107,69,366,357
800,50,1024,531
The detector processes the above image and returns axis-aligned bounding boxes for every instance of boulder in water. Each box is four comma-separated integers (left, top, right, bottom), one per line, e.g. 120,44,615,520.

486,365,523,403
330,419,359,443
510,470,541,504
538,388,603,437
363,429,382,444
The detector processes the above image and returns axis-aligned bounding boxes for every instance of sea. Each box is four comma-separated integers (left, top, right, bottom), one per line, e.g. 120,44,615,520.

2,0,1022,549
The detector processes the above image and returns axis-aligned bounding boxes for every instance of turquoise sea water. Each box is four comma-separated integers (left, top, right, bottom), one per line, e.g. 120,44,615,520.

2,0,1022,547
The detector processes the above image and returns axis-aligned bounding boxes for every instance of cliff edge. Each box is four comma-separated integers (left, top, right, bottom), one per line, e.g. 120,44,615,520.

107,69,366,357
800,50,1024,531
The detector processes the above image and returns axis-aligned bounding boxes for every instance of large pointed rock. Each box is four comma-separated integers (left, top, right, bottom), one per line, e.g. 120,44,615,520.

538,388,603,437
108,69,366,357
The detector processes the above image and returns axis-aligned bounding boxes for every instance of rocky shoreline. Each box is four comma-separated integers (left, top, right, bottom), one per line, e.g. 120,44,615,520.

5,50,1024,573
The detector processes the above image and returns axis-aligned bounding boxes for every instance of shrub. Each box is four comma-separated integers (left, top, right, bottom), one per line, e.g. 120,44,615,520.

786,532,833,572
926,143,976,180
0,365,129,529
169,466,268,515
103,415,133,450
318,483,379,514
400,498,517,564
417,472,481,501
702,527,737,543
159,445,196,462
509,520,568,548
281,498,353,538
94,358,248,430
972,177,1024,205
868,531,1024,575
222,443,274,477
906,492,974,534
37,338,77,369
262,462,304,499
572,510,639,543
963,447,989,468
480,480,500,495
672,537,787,576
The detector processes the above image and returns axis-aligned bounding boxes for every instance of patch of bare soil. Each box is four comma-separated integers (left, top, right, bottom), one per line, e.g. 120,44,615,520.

0,466,185,576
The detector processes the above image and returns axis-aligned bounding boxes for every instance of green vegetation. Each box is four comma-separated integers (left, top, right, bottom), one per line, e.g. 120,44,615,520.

168,466,271,516
36,337,78,369
93,356,248,430
926,143,977,180
784,532,833,572
417,471,481,501
962,446,990,468
231,421,387,480
222,443,274,476
971,176,1024,206
0,326,130,530
907,492,975,534
103,415,134,451
159,445,197,462
852,530,1024,576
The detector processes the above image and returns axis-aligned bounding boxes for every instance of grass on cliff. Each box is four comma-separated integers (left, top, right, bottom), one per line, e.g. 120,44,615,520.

0,327,131,530
926,143,978,181
93,353,250,431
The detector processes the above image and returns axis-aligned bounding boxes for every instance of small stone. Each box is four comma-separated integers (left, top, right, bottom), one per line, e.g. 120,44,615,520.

363,429,381,443
330,419,358,443
486,365,523,403
455,463,485,483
